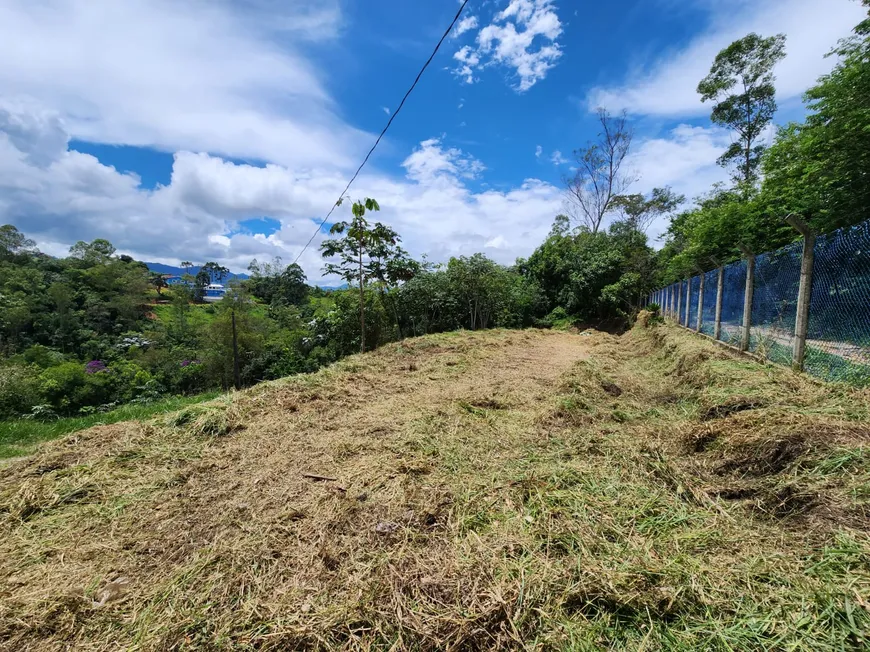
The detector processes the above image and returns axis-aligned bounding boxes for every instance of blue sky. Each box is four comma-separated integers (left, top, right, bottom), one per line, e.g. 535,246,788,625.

0,0,865,280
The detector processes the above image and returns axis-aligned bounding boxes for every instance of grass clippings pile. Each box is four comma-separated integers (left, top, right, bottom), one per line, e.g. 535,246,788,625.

1,326,870,650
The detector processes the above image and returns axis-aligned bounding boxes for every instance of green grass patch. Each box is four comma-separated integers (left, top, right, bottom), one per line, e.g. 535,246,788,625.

0,391,221,459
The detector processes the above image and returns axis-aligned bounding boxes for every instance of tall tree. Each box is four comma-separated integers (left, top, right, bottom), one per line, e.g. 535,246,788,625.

610,187,685,234
321,198,402,353
246,257,308,306
0,225,36,260
762,2,870,231
150,272,168,297
194,269,211,302
201,262,230,283
697,33,786,190
69,238,116,264
565,108,635,234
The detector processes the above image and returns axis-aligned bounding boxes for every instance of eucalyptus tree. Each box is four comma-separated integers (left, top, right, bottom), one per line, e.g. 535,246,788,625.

698,33,786,191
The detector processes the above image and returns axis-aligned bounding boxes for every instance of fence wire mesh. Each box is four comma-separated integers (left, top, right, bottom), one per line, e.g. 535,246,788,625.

655,223,870,387
700,269,718,336
719,260,746,346
688,275,700,330
750,241,803,366
806,222,870,384
676,281,683,325
673,283,683,321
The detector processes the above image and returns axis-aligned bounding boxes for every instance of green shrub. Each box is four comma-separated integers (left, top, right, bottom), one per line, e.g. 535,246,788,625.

542,306,573,329
0,364,42,418
37,360,153,414
39,362,99,413
20,345,66,368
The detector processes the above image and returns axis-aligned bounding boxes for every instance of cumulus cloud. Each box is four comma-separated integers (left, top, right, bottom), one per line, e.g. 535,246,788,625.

452,15,479,38
0,100,563,280
453,46,481,85
0,0,366,169
586,0,865,116
401,138,486,184
451,0,563,91
550,150,568,165
535,145,543,158
625,124,732,240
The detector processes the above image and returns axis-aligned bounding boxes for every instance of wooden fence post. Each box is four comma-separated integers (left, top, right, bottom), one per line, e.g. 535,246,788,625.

714,266,724,341
785,214,816,371
684,278,691,327
696,270,705,332
738,245,755,352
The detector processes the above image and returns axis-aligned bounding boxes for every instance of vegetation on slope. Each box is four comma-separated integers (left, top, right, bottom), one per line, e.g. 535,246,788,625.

1,325,868,649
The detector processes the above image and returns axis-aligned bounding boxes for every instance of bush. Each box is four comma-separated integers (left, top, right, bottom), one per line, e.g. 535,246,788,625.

39,362,103,414
20,345,66,368
0,364,42,418
37,360,155,414
542,306,573,329
105,360,154,403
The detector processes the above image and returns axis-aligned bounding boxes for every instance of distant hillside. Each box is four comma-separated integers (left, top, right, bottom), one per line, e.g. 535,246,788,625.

145,263,354,289
145,262,249,280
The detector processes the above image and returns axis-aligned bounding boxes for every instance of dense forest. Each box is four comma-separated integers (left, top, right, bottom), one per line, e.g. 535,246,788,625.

2,3,868,420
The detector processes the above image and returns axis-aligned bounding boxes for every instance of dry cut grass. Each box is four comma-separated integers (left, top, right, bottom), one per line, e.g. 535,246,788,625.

1,325,869,650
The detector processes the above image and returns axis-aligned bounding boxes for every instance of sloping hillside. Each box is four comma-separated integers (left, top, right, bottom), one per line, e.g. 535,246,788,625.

2,326,869,650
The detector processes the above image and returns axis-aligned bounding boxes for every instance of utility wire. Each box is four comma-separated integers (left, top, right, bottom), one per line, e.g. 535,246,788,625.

292,0,472,266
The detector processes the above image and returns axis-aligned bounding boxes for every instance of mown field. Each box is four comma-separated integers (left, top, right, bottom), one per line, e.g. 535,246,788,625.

1,322,869,650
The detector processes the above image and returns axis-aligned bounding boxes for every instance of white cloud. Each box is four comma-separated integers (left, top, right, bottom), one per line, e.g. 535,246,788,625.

0,0,571,281
402,138,486,184
626,124,731,241
587,0,865,116
0,0,365,169
550,150,568,165
451,0,563,92
1,101,563,280
535,145,543,158
381,106,391,115
453,45,481,85
453,15,479,38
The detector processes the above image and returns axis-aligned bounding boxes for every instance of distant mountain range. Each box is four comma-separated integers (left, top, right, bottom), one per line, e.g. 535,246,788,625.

145,262,347,290
145,262,249,281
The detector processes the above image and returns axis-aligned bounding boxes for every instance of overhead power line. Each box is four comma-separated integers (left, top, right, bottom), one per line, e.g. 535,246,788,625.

292,0,472,266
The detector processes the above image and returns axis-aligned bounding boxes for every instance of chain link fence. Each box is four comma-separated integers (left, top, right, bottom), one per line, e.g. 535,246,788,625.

806,221,870,384
700,269,718,336
648,218,870,386
718,260,746,347
688,276,699,330
749,241,802,367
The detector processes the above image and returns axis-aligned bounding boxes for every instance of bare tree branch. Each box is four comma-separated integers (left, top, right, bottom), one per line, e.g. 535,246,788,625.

564,108,636,234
